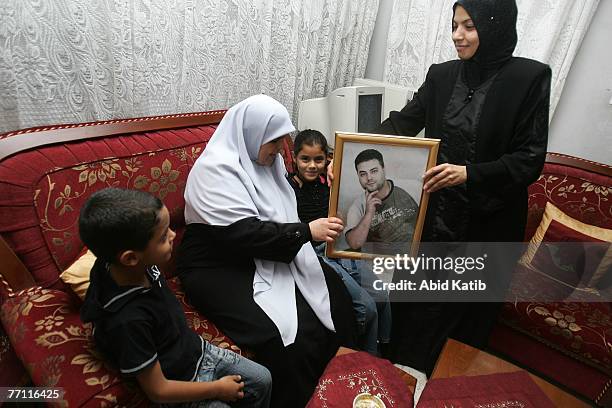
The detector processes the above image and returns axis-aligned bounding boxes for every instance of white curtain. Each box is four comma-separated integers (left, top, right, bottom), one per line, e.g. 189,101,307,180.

0,0,379,133
383,0,600,116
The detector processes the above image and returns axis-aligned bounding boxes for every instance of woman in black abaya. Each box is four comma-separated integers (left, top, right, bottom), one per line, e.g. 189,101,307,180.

178,95,355,407
376,0,551,374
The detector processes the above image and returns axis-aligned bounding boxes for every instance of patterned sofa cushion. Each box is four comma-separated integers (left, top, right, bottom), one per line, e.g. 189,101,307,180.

524,161,612,241
0,278,240,407
306,351,414,408
514,202,612,302
493,155,612,404
500,298,612,376
504,161,612,374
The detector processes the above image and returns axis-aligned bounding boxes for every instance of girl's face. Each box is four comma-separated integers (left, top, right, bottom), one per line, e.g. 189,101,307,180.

256,135,287,166
452,5,480,60
294,143,327,182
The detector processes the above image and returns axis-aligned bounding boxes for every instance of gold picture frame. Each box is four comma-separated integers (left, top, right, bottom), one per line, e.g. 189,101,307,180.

326,132,439,260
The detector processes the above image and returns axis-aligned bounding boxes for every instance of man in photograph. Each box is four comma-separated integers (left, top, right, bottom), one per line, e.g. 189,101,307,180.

345,149,419,255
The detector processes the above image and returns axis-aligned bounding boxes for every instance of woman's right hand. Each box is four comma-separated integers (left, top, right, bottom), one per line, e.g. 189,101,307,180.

214,375,245,401
309,217,344,242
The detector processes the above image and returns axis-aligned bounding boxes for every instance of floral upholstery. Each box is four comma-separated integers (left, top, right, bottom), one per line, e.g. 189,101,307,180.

0,125,296,293
490,154,612,405
0,287,146,407
0,114,294,399
0,278,239,407
523,162,612,240
0,125,218,294
501,298,611,375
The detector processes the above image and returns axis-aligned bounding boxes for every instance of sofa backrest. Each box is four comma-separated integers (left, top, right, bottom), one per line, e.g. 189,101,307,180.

0,111,296,300
524,153,612,240
0,113,229,299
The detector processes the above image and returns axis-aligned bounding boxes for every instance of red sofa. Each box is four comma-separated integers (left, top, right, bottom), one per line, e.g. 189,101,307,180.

487,153,612,407
0,111,292,406
0,112,610,406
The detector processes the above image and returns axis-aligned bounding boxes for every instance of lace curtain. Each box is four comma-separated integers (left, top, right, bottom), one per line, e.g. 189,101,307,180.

0,0,379,133
383,0,600,115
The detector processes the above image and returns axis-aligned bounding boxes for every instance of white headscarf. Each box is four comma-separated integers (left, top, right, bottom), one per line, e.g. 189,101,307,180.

184,94,335,346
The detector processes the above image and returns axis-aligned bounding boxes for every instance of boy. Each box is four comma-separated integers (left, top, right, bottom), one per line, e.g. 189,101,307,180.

79,188,271,407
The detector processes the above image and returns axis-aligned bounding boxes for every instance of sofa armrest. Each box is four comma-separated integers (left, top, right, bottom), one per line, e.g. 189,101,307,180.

0,236,36,300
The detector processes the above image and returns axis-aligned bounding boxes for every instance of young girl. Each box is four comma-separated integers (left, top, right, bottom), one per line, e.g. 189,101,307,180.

287,129,391,355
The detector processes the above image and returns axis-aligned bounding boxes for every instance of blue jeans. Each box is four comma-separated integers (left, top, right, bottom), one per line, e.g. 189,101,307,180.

162,342,272,408
315,244,391,355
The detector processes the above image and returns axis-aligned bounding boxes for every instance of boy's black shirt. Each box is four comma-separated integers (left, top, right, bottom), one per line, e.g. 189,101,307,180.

80,259,204,380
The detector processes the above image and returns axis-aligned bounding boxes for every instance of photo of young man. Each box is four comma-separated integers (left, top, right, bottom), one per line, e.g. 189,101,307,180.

344,149,419,256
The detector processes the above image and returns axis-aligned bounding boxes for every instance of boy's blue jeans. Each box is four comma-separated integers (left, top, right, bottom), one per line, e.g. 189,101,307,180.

314,244,392,355
162,342,272,407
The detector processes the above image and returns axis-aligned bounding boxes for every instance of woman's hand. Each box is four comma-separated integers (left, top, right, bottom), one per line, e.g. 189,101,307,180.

309,217,344,242
326,160,334,187
423,163,467,193
214,375,245,402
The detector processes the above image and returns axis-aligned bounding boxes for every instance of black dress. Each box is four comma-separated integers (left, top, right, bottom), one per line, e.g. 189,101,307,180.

379,57,551,243
376,48,551,374
177,217,355,407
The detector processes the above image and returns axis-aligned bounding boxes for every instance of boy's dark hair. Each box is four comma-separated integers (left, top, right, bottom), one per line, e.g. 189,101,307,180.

293,129,328,156
79,188,163,262
354,149,384,170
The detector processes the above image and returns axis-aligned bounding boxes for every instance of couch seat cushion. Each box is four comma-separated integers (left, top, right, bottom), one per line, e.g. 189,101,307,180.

0,278,239,406
499,300,612,378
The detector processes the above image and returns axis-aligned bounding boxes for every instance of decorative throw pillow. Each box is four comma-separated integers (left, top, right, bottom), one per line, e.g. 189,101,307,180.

59,249,96,299
306,350,414,408
519,202,612,295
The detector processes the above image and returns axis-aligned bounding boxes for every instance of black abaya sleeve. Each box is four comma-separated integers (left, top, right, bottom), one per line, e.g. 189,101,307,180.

191,217,312,263
466,66,551,191
376,69,430,137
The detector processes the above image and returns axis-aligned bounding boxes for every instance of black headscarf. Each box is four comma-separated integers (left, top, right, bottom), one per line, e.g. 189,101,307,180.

453,0,518,88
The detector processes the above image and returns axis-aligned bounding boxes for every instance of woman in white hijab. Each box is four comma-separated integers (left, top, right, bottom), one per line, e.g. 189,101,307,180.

178,94,355,407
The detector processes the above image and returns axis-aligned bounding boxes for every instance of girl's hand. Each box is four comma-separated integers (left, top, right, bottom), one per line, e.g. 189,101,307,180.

309,217,344,242
423,164,467,193
214,375,244,401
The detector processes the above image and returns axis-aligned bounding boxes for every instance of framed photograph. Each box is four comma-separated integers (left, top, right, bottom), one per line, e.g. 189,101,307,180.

326,132,439,259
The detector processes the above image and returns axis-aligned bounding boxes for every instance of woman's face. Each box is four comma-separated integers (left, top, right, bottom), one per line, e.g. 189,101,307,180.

452,5,479,60
256,135,287,166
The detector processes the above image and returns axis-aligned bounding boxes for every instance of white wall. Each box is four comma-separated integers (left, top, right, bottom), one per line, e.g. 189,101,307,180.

548,0,612,165
365,0,612,165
